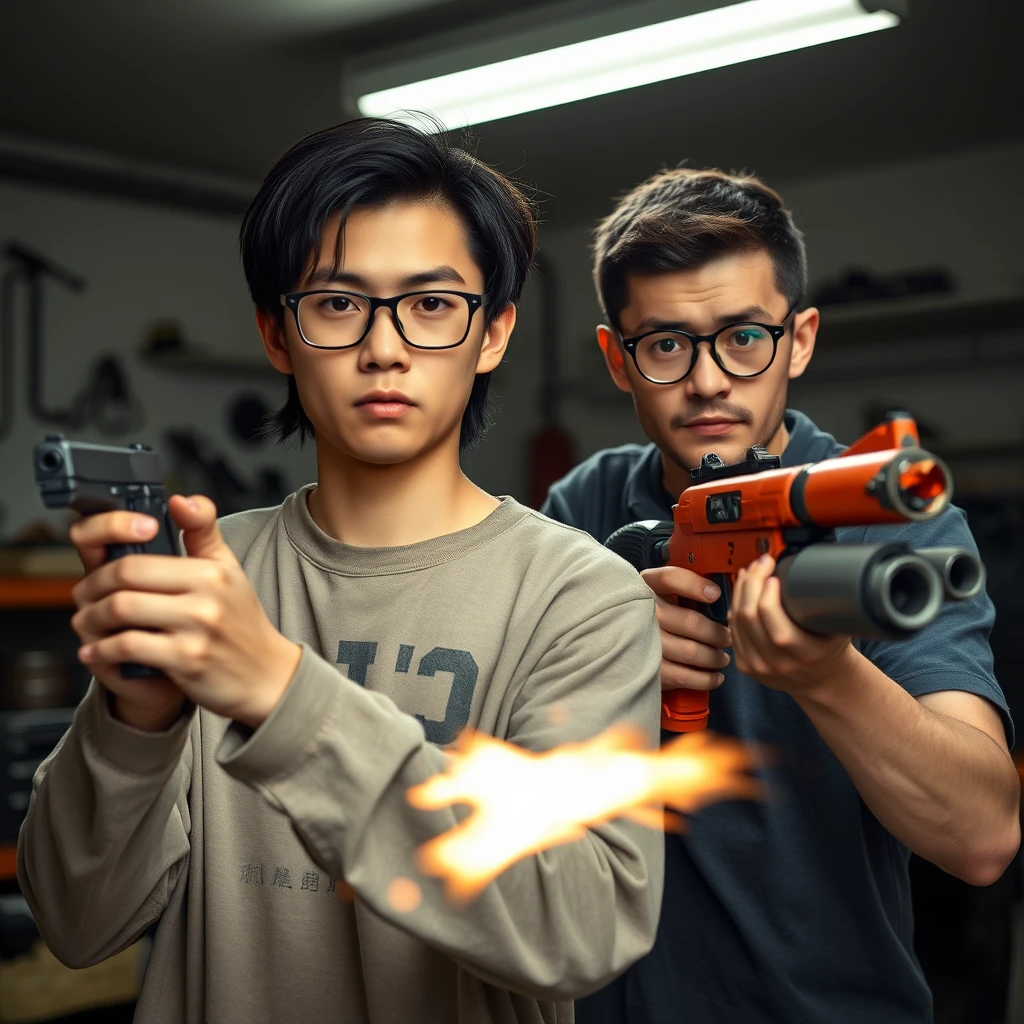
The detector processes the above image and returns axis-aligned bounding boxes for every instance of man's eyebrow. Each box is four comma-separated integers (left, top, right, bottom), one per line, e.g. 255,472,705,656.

631,305,777,334
400,265,467,288
304,267,368,288
303,265,467,290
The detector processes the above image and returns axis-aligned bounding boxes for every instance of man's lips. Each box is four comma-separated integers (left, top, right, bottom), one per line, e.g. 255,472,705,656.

682,418,743,436
356,391,416,419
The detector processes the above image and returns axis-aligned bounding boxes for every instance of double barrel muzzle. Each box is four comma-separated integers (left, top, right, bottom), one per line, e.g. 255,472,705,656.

775,542,985,639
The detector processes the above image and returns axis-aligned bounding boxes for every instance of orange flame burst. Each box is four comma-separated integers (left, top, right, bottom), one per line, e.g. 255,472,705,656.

406,725,763,903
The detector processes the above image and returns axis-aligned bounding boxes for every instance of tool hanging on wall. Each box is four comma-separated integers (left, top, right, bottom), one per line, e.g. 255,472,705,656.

164,427,287,516
0,241,143,438
528,252,576,509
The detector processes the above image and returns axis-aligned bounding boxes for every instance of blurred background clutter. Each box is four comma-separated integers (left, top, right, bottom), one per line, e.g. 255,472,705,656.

0,0,1022,1020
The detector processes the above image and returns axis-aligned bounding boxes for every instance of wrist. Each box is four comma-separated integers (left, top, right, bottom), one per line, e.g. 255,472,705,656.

110,690,187,733
233,637,303,730
792,643,865,707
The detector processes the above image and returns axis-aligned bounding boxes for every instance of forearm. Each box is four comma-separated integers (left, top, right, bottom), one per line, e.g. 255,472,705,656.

17,682,193,967
218,647,662,999
793,648,1020,884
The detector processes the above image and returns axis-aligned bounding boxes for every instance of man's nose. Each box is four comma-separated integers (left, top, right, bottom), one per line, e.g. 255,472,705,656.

685,342,731,399
358,307,410,371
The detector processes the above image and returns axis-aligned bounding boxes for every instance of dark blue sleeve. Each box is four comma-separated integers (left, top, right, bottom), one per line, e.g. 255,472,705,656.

538,449,640,543
857,505,1013,747
539,479,581,529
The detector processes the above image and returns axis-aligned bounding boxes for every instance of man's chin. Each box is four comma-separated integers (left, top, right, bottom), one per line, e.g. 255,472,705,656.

319,426,419,468
351,443,419,467
674,436,753,471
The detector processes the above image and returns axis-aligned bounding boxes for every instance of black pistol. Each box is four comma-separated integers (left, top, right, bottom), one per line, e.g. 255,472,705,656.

33,434,180,679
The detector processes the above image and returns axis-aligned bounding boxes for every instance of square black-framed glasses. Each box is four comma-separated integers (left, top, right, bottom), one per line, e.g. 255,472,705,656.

280,289,486,350
620,307,796,385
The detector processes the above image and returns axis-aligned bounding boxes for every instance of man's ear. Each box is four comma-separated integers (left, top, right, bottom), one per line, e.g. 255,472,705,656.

787,307,818,381
476,303,516,374
597,325,632,393
256,308,294,375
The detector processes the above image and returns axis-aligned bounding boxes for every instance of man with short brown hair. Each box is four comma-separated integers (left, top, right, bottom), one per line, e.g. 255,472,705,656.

543,167,1020,1024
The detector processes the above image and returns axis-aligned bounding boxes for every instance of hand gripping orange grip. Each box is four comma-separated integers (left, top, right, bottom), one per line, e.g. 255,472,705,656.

661,601,713,731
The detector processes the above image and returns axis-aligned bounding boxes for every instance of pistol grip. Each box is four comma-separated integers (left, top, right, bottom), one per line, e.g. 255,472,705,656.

103,541,162,680
661,596,710,733
120,662,161,680
660,575,733,733
106,541,145,560
97,554,159,679
104,495,175,680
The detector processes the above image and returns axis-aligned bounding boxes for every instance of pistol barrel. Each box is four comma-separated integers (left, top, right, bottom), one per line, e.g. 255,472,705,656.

33,435,163,513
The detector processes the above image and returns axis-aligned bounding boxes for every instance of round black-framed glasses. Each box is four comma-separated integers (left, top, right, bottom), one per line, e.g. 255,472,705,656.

620,308,795,385
281,289,487,351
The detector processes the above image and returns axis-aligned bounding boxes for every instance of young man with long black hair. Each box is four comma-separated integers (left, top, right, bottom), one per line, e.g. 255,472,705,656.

18,119,664,1024
542,167,1020,1024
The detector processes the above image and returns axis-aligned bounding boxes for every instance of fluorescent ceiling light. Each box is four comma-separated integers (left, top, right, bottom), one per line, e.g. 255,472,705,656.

357,0,901,128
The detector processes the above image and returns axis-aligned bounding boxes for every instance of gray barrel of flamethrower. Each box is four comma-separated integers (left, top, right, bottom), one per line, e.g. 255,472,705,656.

605,521,986,640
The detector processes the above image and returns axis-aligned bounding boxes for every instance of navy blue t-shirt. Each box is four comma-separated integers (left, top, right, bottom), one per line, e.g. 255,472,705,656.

541,409,1012,1024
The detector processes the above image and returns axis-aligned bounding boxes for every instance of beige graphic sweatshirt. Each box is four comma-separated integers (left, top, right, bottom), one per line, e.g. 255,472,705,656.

18,491,664,1023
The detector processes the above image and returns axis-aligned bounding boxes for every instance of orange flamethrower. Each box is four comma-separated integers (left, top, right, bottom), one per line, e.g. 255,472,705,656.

606,413,983,733
407,725,762,903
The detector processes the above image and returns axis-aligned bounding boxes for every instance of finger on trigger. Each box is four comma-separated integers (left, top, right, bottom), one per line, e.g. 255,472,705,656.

83,510,157,545
642,565,721,604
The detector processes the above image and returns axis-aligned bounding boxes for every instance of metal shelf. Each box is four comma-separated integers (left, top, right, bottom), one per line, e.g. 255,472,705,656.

930,442,1024,462
817,294,1024,346
794,349,1024,385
